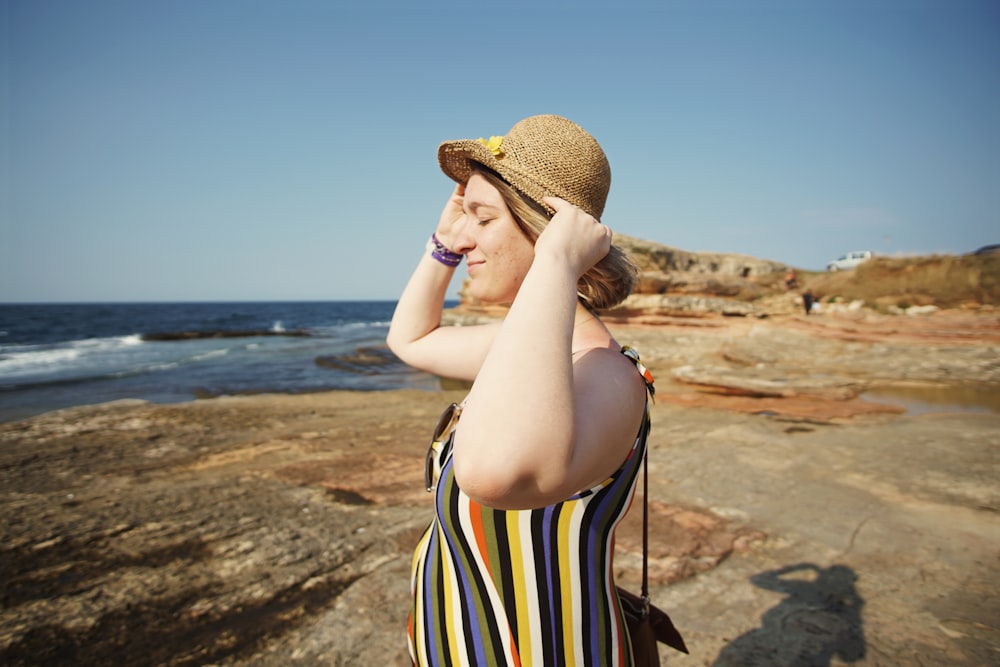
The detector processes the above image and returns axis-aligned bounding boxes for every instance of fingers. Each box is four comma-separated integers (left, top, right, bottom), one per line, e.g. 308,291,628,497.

542,196,568,212
447,184,465,207
437,185,469,249
542,196,603,226
542,196,595,221
541,197,610,246
535,197,612,275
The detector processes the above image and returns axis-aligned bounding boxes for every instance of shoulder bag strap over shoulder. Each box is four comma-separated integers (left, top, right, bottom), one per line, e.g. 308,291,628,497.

637,397,689,655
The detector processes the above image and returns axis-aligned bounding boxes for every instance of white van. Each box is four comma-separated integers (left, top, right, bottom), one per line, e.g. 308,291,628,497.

827,251,873,271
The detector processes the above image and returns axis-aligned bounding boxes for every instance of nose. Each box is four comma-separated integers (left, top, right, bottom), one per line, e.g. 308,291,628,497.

451,216,476,254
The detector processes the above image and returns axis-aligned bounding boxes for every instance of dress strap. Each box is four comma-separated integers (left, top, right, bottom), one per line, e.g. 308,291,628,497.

621,345,655,399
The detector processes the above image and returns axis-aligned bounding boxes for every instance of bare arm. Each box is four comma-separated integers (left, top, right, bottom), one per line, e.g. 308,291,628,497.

453,198,646,509
386,185,500,381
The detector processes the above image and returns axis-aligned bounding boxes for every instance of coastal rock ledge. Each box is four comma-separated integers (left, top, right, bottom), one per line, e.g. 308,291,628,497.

2,311,998,665
0,392,752,666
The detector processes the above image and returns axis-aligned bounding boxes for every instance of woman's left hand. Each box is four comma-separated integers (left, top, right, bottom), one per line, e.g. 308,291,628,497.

537,197,612,277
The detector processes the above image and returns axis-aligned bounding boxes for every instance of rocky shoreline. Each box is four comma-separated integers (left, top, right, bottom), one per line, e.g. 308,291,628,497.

2,310,998,665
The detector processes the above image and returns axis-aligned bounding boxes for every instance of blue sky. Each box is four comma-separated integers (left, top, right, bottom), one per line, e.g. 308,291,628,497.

3,0,998,302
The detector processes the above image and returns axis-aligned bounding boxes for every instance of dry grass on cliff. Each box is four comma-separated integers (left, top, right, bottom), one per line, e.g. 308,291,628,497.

803,253,1000,308
457,232,999,312
619,235,1000,309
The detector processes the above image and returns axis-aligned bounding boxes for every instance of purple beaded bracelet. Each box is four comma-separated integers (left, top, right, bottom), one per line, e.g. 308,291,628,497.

427,233,463,267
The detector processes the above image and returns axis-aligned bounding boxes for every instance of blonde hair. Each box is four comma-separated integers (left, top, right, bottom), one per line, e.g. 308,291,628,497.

473,166,637,309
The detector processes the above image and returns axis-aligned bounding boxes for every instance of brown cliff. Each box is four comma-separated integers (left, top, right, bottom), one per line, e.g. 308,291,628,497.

451,235,1000,320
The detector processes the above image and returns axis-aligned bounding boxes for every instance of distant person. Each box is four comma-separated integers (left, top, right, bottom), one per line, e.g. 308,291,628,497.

803,289,815,315
784,269,798,290
387,115,655,665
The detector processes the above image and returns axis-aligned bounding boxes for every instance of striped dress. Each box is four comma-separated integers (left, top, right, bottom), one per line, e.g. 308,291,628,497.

408,355,651,666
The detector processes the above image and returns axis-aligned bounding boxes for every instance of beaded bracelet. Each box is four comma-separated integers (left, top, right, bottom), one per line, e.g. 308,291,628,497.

427,233,463,267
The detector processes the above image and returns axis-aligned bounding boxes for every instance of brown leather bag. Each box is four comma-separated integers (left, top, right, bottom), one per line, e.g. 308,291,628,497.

618,587,688,665
617,416,688,665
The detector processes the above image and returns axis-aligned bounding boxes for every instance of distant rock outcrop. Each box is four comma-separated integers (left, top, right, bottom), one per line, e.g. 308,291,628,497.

450,234,1000,320
806,253,1000,309
453,234,791,319
614,235,788,278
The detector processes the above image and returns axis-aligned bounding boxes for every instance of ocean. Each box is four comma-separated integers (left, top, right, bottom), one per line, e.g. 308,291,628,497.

0,301,451,423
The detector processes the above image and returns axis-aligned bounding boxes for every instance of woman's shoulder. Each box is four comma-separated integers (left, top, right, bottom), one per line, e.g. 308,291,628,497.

573,345,648,399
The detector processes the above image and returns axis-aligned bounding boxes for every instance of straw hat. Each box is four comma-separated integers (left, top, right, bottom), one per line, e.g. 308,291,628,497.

438,115,611,219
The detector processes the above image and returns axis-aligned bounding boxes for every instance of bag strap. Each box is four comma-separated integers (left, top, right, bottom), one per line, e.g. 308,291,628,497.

622,346,655,610
640,412,651,608
636,391,690,654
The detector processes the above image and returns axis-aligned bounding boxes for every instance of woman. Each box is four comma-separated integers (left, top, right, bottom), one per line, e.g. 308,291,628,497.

387,115,655,666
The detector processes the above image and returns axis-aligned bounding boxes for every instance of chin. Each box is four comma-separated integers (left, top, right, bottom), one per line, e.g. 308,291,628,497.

468,283,516,307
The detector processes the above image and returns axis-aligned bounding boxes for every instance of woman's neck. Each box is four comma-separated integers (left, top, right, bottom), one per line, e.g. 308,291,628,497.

572,304,614,356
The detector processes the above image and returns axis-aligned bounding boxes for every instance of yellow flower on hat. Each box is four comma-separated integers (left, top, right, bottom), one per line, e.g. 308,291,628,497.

477,135,504,158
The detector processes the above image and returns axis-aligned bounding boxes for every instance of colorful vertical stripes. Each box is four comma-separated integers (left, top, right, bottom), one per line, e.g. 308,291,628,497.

408,408,649,666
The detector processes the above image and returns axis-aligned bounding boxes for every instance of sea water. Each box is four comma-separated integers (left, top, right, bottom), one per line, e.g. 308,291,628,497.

0,301,450,423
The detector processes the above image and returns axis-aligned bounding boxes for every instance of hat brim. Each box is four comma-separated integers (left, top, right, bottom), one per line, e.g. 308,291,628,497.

438,140,557,215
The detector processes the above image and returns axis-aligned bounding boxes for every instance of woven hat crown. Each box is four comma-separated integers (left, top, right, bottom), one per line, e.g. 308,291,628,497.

438,115,611,219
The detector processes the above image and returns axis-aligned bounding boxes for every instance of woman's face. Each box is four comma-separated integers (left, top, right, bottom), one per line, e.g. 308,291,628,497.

452,172,535,304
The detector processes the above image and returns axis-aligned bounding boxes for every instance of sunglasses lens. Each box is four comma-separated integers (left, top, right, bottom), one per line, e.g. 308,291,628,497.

425,403,459,492
433,403,457,441
425,447,437,491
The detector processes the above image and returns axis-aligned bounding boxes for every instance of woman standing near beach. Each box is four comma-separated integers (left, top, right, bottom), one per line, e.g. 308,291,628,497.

387,115,654,665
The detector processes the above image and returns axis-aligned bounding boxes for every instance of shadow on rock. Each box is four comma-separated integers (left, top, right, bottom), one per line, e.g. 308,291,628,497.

712,563,865,667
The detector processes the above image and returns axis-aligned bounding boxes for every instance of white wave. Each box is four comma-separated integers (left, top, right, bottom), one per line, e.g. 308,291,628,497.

134,361,181,373
271,320,286,333
191,349,229,362
340,320,391,330
311,321,390,338
0,346,82,373
100,360,180,378
0,335,144,379
69,335,143,353
86,346,230,380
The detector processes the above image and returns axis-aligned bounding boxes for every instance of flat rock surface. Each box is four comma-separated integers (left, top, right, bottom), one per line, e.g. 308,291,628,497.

1,311,998,666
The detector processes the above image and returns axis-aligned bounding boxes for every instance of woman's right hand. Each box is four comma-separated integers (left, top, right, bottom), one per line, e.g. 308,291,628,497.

434,184,466,252
537,196,611,278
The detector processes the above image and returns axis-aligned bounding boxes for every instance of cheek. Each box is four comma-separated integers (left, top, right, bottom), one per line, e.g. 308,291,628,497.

499,242,535,282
